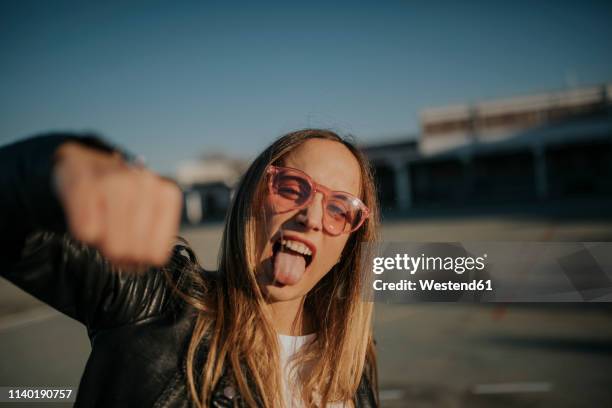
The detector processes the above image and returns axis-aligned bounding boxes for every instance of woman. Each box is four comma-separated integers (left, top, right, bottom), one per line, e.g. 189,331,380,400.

0,129,379,407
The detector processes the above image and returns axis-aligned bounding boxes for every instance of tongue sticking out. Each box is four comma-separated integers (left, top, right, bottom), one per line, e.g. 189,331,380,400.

273,248,306,285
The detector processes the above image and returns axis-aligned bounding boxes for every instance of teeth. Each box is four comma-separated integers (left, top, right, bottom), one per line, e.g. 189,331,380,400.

280,239,312,256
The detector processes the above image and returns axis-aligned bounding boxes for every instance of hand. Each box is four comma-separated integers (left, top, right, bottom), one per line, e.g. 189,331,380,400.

53,142,183,268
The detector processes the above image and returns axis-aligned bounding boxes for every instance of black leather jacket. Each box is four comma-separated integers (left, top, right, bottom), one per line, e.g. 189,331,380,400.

0,134,378,407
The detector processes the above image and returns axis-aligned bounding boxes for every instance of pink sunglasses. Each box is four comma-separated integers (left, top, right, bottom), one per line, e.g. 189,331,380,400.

266,165,370,236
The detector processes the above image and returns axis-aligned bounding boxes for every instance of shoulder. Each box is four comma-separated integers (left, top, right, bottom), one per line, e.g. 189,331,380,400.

157,242,221,324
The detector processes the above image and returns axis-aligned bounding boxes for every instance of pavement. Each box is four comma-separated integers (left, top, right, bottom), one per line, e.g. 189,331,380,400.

1,215,612,407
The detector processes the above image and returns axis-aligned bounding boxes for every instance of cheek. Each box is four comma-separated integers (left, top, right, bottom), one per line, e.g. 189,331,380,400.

263,196,294,228
258,202,280,257
262,197,283,230
260,205,298,249
263,195,275,218
312,238,349,276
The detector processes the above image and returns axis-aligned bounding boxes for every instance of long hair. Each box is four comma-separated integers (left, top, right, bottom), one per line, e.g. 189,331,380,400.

167,129,380,407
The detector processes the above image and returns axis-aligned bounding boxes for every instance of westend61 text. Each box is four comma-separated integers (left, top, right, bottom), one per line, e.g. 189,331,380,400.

373,279,493,291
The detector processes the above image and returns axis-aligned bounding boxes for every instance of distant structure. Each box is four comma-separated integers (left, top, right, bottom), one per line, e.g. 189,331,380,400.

361,138,420,213
175,154,248,224
420,85,611,154
177,83,612,223
367,83,612,212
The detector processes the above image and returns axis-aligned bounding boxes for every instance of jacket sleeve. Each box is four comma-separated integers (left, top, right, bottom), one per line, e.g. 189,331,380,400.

0,133,179,337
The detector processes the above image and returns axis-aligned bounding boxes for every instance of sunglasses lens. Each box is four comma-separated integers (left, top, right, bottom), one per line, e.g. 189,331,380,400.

324,194,365,235
270,170,312,211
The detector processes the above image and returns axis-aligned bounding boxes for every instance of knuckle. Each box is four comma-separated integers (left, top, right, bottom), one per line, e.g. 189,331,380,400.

160,182,181,205
99,241,116,260
151,252,167,266
102,240,124,261
141,171,156,190
73,224,95,243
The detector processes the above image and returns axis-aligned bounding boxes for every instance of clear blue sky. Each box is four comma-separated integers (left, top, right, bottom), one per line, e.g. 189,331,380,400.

1,0,611,174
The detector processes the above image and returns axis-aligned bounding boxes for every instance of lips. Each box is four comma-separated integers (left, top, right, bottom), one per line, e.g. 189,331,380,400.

270,233,317,285
273,234,316,265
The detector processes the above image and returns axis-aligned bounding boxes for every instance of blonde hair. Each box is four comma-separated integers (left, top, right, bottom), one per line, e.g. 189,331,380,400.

167,129,380,407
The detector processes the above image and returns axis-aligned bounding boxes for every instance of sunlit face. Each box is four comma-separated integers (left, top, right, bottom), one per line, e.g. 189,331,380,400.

257,139,362,302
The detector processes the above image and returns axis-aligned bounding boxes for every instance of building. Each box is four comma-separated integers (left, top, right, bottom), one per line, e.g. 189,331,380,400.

362,138,419,213
176,154,248,224
365,84,612,212
176,83,612,222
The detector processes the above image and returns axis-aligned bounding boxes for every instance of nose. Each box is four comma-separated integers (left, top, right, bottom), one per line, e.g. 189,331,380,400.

295,192,324,232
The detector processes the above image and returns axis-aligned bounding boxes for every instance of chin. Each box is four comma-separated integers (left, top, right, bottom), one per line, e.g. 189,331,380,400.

263,283,308,302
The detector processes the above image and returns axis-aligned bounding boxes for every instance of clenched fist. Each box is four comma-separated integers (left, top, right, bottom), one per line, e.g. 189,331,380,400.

53,142,183,268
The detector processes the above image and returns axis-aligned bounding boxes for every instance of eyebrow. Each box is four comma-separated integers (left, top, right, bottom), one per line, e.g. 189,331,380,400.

297,168,361,197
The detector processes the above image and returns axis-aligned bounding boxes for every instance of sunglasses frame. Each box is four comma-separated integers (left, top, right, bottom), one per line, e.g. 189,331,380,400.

266,165,370,235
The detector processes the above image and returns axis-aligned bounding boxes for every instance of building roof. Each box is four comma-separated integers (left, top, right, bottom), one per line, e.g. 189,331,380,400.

420,112,612,162
420,83,611,125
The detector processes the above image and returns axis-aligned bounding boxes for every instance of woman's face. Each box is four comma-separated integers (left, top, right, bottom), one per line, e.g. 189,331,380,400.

258,138,362,302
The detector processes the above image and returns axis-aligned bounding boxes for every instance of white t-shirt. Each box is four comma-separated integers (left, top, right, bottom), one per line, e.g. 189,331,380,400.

278,334,348,407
